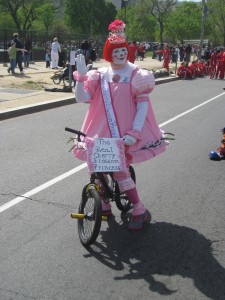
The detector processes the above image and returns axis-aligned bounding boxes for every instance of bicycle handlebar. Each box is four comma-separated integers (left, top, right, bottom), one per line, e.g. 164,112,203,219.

65,127,86,142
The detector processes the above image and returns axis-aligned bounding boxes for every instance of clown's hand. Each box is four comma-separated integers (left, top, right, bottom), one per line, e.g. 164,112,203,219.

123,135,137,146
75,54,92,75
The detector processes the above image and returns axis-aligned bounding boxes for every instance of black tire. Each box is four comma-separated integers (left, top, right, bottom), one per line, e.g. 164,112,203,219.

52,75,61,85
78,185,102,247
63,76,70,87
115,165,136,212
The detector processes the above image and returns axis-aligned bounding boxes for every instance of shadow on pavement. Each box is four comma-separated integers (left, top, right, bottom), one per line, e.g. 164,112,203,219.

85,216,225,299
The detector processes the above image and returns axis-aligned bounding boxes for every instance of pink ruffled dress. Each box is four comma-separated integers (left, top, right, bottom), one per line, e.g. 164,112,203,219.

73,62,167,164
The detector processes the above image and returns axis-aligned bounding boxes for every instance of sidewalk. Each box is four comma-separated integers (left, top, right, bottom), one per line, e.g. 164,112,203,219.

0,57,180,120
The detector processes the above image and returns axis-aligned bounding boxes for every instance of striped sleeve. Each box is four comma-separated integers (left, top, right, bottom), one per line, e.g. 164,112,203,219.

131,69,155,102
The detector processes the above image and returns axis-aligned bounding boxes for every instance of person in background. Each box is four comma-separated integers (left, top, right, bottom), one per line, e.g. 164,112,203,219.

176,61,192,79
215,48,224,79
210,48,217,79
179,45,185,62
8,33,24,75
175,45,180,62
7,41,24,75
157,43,164,62
51,37,61,69
156,44,171,72
184,44,192,63
198,59,207,76
76,40,92,65
45,50,51,68
128,41,139,63
189,60,198,78
137,42,145,61
218,48,225,79
24,35,32,68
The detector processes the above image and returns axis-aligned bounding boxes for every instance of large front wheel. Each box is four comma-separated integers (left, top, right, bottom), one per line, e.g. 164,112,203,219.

63,76,70,87
78,185,102,247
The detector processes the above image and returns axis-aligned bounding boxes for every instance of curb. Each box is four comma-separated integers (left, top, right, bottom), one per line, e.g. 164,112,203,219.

155,76,180,85
0,97,75,121
0,76,180,121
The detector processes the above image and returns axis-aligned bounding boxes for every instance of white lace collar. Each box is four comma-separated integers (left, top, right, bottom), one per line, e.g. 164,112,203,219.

99,62,137,83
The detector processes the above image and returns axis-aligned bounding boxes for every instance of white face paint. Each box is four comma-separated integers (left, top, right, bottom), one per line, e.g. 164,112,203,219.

112,47,128,65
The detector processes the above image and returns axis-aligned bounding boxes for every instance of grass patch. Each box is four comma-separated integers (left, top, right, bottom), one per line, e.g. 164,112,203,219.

21,80,47,90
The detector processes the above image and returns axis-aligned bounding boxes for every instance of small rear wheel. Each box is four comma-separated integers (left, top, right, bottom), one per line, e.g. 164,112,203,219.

78,185,102,247
115,165,136,212
52,75,61,85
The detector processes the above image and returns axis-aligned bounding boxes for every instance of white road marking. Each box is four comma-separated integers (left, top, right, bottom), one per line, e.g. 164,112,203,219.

1,92,224,213
0,163,87,213
159,92,225,127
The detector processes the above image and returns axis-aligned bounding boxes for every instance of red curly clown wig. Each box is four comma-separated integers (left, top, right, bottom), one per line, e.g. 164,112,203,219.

103,40,130,62
103,19,130,63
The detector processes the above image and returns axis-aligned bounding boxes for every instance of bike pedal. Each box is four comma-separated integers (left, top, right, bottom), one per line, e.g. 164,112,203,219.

71,213,107,221
71,213,85,219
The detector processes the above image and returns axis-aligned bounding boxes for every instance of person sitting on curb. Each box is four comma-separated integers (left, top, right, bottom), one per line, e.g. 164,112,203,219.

177,61,192,79
209,127,225,160
189,60,198,78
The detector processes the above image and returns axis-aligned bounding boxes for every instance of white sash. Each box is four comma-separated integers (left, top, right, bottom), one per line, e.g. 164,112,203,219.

100,74,120,138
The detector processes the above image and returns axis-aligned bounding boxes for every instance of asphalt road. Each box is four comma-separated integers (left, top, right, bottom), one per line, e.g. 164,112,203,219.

0,77,225,300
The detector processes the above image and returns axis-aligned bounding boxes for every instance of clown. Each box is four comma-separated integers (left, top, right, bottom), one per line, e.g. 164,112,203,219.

73,19,169,230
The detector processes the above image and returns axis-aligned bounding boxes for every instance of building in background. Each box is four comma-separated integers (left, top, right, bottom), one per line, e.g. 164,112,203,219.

108,0,122,9
108,0,135,9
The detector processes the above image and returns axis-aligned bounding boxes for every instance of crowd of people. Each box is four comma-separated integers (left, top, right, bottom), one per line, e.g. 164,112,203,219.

149,42,225,80
6,32,225,82
45,38,98,70
5,33,98,75
128,41,147,63
176,47,225,80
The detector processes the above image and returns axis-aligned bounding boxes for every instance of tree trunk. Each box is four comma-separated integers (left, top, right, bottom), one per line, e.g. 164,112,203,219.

159,21,164,44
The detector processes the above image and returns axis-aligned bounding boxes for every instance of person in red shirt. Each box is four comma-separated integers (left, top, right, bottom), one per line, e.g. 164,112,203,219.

137,42,145,61
199,60,207,75
197,60,206,76
215,48,224,79
177,61,192,78
177,62,186,78
128,41,139,63
156,44,171,71
219,48,225,79
210,48,217,79
189,60,197,78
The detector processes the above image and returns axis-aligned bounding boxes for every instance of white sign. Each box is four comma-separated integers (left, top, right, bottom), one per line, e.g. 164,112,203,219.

86,138,126,172
70,50,76,65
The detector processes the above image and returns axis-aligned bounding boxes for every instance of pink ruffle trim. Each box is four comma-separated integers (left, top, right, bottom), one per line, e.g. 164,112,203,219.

126,129,142,141
73,71,88,82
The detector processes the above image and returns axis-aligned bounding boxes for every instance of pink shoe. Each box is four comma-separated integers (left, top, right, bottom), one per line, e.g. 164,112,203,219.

128,210,151,231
